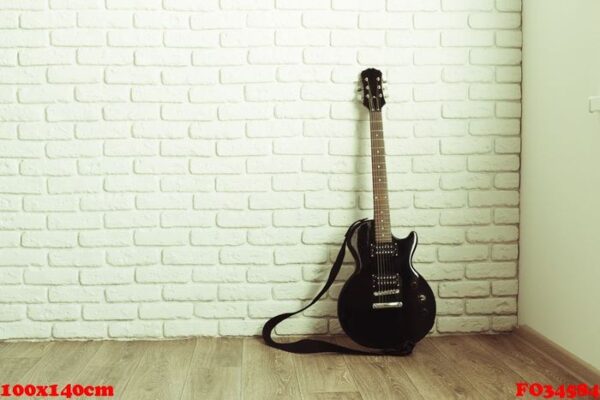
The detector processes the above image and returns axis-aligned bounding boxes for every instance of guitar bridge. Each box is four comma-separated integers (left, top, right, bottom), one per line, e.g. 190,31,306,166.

372,302,403,309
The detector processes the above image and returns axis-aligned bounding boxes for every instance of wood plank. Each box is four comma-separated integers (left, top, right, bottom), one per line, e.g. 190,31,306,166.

515,326,600,385
181,338,242,400
400,338,484,400
242,338,302,400
0,358,42,383
0,342,52,359
303,392,363,400
119,339,195,400
20,341,102,384
293,351,359,397
476,334,581,384
74,341,147,399
432,335,525,399
336,337,424,400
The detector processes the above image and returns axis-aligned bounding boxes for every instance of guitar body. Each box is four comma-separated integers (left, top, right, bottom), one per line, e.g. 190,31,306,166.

338,219,436,350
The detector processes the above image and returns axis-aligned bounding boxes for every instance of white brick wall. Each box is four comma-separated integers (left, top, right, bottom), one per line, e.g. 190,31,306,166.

0,0,521,340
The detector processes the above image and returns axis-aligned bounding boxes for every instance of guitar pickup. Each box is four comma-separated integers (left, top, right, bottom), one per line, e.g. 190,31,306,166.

373,289,400,296
372,302,403,309
370,242,398,257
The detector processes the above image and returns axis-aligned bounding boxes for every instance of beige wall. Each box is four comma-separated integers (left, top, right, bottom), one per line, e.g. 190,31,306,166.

520,0,600,369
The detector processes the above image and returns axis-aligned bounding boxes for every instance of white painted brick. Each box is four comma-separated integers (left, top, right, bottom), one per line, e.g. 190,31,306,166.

492,315,517,332
192,266,246,283
469,13,521,29
162,248,218,265
219,285,269,301
443,66,493,82
470,119,520,135
50,320,104,339
79,230,131,247
496,31,522,48
105,67,160,85
193,193,246,210
0,322,51,339
80,268,133,285
49,249,104,267
78,11,131,28
386,32,439,48
165,320,218,337
48,286,103,303
221,247,272,265
163,285,217,301
496,0,521,12
415,192,466,209
471,48,521,65
438,245,489,262
105,285,162,302
388,0,439,11
135,267,191,283
492,279,518,295
21,11,74,29
437,316,490,333
216,176,270,192
133,229,189,246
274,247,328,264
22,231,77,248
108,322,162,338
439,281,490,298
440,209,492,226
219,320,265,336
494,208,519,224
0,305,25,321
466,262,516,279
83,304,137,320
107,247,161,266
221,30,273,48
469,190,519,207
468,155,519,172
470,84,521,100
491,244,518,260
0,286,47,303
496,102,521,118
134,12,188,29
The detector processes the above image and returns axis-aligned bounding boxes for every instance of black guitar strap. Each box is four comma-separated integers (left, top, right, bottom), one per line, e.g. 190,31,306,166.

261,218,414,356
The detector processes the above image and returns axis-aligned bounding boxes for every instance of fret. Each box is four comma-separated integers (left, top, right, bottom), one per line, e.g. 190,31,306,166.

369,110,392,244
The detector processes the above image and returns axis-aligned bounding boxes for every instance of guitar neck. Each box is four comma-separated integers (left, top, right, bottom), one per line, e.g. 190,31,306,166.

369,110,392,244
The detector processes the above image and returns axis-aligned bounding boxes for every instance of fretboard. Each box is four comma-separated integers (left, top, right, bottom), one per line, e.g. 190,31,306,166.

369,111,392,244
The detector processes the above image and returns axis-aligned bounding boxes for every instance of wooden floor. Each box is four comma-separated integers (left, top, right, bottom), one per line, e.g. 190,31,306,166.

0,334,587,400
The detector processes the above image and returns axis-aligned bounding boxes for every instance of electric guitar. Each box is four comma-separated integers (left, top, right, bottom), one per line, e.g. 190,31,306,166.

337,68,436,351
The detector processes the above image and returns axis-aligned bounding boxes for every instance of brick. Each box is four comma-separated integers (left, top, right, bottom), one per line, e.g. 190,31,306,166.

438,245,488,262
80,269,134,285
439,281,490,298
492,280,518,295
165,321,218,337
163,285,217,301
83,304,137,320
108,322,162,338
274,247,328,264
437,316,490,333
139,303,192,319
106,285,161,302
135,267,191,283
107,248,161,266
466,262,517,279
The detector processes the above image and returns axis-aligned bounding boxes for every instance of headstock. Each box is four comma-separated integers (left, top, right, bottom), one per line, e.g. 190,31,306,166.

359,68,386,112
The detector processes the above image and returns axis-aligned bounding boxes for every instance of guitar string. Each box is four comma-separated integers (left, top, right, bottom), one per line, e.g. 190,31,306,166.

368,91,383,300
371,101,390,303
375,108,391,303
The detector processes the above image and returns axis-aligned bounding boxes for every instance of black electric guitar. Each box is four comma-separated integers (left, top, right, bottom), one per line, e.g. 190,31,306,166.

262,68,435,356
336,68,436,351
